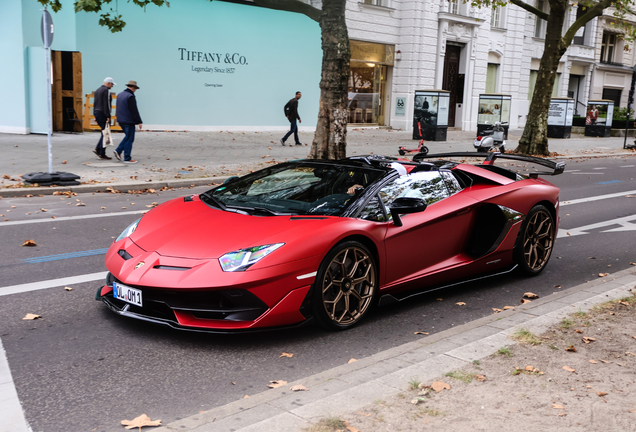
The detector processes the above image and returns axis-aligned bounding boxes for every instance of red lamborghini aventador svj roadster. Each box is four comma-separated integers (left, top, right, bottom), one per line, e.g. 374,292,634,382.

98,152,564,332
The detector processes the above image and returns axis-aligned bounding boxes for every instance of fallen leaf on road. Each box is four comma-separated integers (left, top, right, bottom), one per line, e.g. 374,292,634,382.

76,203,85,206
582,337,596,344
22,239,36,246
456,302,466,306
599,273,609,277
503,306,515,310
625,352,636,357
476,375,486,381
280,352,293,358
563,366,576,372
343,421,360,432
268,380,287,389
552,404,565,409
523,292,539,299
597,391,608,397
244,395,249,398
525,366,534,371
575,329,583,333
348,358,357,363
290,384,308,392
40,208,47,212
554,284,561,288
559,413,567,417
520,299,532,304
414,331,429,335
436,298,443,301
629,409,636,413
600,359,610,363
23,313,41,320
590,359,598,364
62,160,67,164
619,301,631,306
64,287,73,291
431,381,451,392
121,414,162,430
492,308,503,313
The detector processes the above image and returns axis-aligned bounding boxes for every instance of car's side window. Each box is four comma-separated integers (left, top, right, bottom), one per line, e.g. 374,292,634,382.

378,172,450,220
359,194,387,222
440,170,463,195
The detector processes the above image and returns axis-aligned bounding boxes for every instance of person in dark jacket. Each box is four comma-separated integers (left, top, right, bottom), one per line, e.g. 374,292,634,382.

114,81,143,164
93,77,115,159
281,91,302,146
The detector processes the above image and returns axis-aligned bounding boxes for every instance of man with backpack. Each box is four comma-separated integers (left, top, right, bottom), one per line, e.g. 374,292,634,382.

281,91,302,146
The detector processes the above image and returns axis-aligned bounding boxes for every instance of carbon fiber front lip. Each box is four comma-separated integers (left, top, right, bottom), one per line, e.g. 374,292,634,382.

100,295,313,334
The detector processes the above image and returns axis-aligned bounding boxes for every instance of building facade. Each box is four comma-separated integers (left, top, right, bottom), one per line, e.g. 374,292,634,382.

1,0,633,135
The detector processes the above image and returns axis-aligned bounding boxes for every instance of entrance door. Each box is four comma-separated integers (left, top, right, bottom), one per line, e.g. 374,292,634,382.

51,51,83,132
442,45,461,127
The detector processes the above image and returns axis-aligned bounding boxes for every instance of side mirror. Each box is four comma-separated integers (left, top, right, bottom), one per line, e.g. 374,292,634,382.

389,197,427,227
223,176,239,184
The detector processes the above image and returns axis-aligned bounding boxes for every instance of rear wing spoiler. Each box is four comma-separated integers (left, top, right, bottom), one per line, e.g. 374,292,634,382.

412,152,565,176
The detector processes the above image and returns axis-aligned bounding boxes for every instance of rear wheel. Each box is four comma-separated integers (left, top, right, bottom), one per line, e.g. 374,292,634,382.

312,241,377,330
515,205,555,275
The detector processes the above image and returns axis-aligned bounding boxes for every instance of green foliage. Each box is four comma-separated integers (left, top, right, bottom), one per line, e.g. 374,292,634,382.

496,347,513,357
612,107,635,121
512,328,542,345
445,370,479,383
408,377,421,390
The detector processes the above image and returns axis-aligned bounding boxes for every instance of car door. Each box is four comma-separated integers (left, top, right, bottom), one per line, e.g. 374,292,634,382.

363,171,478,291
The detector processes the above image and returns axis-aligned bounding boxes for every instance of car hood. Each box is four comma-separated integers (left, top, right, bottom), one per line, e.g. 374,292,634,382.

129,196,333,259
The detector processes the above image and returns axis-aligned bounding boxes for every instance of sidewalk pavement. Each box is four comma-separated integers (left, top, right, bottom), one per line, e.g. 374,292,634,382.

149,267,636,432
1,128,635,197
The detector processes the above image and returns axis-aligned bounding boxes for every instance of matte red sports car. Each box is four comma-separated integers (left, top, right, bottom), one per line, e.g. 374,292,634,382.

98,152,564,332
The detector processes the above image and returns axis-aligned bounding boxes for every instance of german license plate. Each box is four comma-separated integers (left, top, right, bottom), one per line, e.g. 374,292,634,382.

113,282,142,307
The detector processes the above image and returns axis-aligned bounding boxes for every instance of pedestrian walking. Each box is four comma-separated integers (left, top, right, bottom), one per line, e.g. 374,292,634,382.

281,91,302,146
93,77,115,160
114,81,143,164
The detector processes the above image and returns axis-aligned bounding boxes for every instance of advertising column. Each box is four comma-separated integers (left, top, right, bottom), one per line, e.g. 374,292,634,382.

413,90,450,141
584,100,614,137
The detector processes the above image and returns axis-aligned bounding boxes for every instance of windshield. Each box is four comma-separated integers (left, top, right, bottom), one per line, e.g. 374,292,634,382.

201,162,384,216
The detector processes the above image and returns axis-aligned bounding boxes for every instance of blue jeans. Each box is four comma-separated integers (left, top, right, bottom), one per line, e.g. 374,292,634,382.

282,119,300,144
116,124,135,161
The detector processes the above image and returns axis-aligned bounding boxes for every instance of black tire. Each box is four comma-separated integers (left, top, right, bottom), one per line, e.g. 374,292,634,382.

514,205,555,276
312,241,378,330
419,146,429,155
399,150,406,156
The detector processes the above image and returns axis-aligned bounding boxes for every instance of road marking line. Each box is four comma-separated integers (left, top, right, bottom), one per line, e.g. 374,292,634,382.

560,189,636,206
0,272,107,297
0,339,31,432
0,210,146,227
557,214,636,238
620,165,635,168
592,167,607,170
22,248,109,264
570,172,604,175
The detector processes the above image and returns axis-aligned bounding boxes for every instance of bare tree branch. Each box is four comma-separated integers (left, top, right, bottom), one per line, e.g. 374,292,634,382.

562,0,613,46
509,0,549,21
252,0,321,22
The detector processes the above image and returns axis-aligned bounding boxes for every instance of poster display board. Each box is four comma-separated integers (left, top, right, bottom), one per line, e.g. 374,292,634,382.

477,94,511,139
547,98,574,138
585,99,614,137
413,90,450,141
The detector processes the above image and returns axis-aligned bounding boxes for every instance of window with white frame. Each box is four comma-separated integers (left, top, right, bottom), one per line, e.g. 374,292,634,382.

491,5,502,28
363,0,388,6
486,64,499,93
534,0,547,38
600,32,617,63
449,0,459,14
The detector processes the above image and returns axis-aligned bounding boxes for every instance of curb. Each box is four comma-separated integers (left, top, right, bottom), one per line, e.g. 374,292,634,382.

0,176,230,198
1,152,634,198
154,267,636,432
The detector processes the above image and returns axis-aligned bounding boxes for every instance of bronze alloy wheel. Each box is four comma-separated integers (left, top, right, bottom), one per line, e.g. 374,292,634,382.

314,241,377,329
518,206,554,274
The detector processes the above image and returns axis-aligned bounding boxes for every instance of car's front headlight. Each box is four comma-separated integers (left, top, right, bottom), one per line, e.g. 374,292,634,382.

116,218,141,242
219,243,284,272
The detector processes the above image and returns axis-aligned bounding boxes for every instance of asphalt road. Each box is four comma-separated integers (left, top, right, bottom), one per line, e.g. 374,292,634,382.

1,156,635,432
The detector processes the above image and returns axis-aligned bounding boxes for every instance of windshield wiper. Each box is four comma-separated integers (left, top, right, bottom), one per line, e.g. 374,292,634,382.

226,205,288,216
200,192,227,210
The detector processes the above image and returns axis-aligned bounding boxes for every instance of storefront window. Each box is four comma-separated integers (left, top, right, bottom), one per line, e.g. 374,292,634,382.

349,41,394,125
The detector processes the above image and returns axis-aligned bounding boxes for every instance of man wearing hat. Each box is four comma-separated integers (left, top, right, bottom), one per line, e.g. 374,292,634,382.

114,80,143,164
92,77,116,160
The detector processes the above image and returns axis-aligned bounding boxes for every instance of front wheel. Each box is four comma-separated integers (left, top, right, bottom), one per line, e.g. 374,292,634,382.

312,241,378,330
514,205,555,275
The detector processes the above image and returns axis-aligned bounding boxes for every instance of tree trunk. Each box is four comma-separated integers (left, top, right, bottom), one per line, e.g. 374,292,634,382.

308,0,350,160
516,0,567,156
